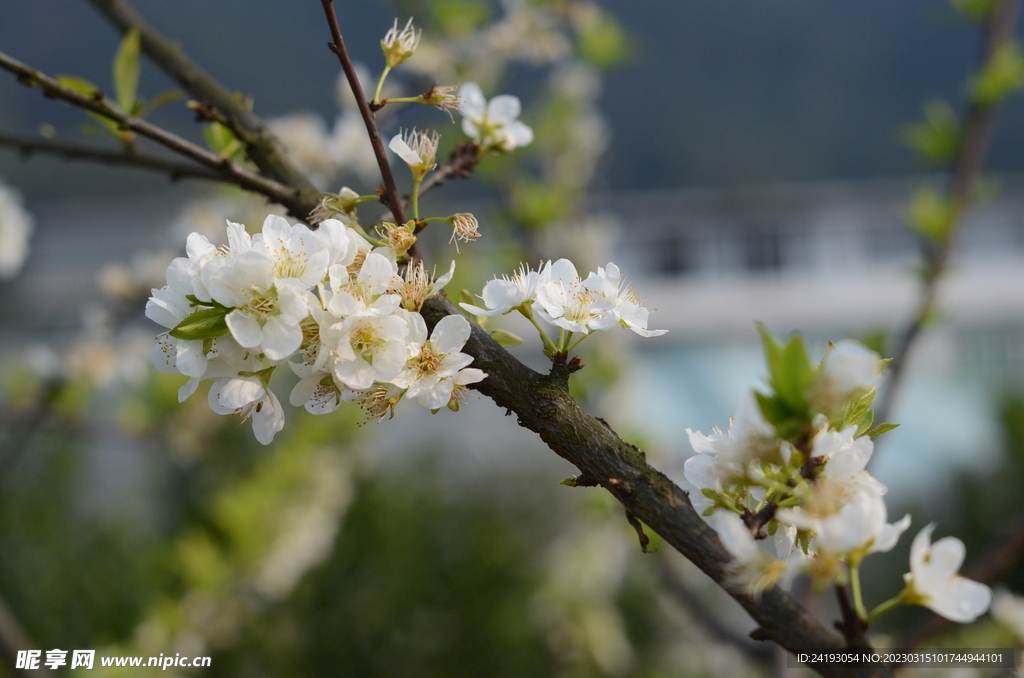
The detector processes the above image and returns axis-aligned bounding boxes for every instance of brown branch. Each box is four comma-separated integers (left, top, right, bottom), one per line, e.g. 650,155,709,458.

318,1,409,249
420,294,893,678
875,0,1020,428
417,142,481,201
83,0,323,217
0,50,306,214
0,131,223,182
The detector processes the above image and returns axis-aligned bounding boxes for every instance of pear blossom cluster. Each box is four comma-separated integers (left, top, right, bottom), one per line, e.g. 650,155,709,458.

683,335,992,624
460,259,666,356
146,215,483,445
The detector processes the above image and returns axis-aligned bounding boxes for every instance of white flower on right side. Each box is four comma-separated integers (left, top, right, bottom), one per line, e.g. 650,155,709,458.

459,82,534,152
534,258,616,334
0,181,34,278
459,262,548,317
584,263,667,338
903,523,992,623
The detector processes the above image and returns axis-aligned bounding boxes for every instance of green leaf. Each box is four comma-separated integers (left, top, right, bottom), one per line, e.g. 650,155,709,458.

558,476,578,487
113,28,141,112
758,325,814,413
489,328,523,347
203,121,244,160
169,306,230,341
972,41,1024,107
867,422,900,438
577,10,631,69
57,74,102,98
754,391,787,427
951,0,998,22
831,388,876,432
909,185,954,242
900,100,961,164
430,0,490,36
700,488,719,500
139,89,184,118
701,506,716,517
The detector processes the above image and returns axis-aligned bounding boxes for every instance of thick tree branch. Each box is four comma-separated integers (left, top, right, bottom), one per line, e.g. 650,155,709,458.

420,295,893,678
318,1,409,242
0,50,306,213
83,0,323,216
0,131,223,182
875,0,1020,427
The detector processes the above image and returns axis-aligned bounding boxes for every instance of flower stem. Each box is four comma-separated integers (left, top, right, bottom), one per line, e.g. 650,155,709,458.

372,66,391,105
556,328,566,353
520,305,559,355
867,588,907,622
849,561,869,623
379,96,424,105
411,175,423,221
565,333,589,353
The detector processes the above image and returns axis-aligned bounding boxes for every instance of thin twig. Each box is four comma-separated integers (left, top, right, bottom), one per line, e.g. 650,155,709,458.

875,0,1021,428
0,591,57,678
318,1,411,256
0,50,305,214
0,380,62,494
658,558,774,663
83,0,322,215
0,131,222,182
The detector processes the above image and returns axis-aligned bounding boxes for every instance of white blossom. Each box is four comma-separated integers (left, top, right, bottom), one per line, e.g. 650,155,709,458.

0,181,34,278
686,393,779,468
584,263,667,338
778,491,910,560
534,258,615,334
389,129,439,179
459,262,547,317
811,340,885,414
381,17,421,68
712,512,796,596
393,314,486,409
459,82,534,152
202,249,309,361
208,376,286,445
903,523,992,623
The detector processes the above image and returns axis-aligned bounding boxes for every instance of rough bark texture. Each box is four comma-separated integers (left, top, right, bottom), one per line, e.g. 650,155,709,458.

421,296,894,678
86,0,324,219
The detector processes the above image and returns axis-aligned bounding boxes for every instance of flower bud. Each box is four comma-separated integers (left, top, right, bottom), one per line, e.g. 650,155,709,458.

381,18,421,68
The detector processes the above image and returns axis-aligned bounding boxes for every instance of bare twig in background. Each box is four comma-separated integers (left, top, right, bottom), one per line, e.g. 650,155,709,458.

0,131,222,182
658,558,774,663
318,0,410,255
875,0,1021,428
0,50,304,213
0,380,62,494
83,0,323,215
0,591,57,678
